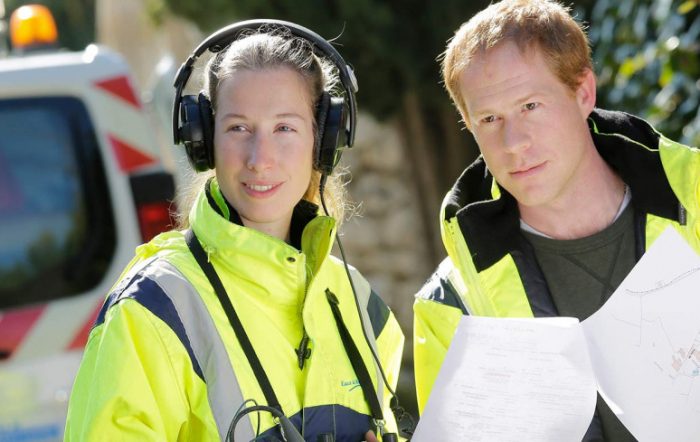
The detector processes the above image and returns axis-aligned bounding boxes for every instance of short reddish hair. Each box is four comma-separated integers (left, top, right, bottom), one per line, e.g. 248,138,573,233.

441,0,593,127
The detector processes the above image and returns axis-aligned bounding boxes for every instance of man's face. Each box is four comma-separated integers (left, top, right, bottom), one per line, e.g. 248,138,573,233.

459,42,596,211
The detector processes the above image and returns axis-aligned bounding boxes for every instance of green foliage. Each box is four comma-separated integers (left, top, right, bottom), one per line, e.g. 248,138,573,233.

5,0,95,51
587,0,700,147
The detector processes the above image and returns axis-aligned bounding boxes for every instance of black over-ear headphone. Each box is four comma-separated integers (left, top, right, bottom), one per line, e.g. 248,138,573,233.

172,19,358,175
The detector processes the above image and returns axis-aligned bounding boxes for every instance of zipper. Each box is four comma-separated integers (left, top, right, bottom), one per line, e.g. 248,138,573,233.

295,252,311,370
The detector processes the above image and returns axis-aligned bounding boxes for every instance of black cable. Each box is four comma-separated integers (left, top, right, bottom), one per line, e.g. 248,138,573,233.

228,399,261,441
227,404,304,442
186,230,283,413
187,230,307,441
318,174,416,436
325,288,384,420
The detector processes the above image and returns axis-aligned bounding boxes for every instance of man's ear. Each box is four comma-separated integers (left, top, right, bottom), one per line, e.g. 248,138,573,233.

462,115,473,133
576,68,597,118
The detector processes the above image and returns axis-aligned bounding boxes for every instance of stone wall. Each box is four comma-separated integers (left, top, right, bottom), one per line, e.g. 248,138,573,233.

340,114,433,336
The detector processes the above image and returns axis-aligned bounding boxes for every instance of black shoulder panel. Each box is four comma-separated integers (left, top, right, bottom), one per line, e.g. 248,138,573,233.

415,269,469,314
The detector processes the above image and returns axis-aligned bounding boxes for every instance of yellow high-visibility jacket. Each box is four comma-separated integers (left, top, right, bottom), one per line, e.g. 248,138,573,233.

414,108,700,412
66,179,404,441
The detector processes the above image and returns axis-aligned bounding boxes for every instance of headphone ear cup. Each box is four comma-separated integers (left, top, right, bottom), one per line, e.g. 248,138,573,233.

315,92,347,175
178,94,215,172
198,93,215,170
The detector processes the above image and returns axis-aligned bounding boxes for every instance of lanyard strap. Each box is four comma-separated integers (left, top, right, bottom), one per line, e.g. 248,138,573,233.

185,229,282,413
324,288,384,422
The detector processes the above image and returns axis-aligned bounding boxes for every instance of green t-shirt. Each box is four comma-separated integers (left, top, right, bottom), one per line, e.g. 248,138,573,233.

522,203,638,441
522,203,636,320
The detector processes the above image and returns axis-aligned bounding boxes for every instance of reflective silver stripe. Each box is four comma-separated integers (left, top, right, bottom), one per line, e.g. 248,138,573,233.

143,260,255,441
442,258,472,315
348,267,385,411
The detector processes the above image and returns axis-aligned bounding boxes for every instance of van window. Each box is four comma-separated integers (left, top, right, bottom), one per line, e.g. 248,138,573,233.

0,97,116,309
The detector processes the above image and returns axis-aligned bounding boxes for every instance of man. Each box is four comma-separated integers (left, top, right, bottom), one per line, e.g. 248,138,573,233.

413,0,700,440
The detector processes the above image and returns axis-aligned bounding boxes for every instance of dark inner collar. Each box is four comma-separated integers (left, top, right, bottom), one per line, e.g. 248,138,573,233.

205,181,318,250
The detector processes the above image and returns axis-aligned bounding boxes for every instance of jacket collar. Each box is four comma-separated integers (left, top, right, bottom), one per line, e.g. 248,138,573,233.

445,108,682,272
203,178,319,250
190,178,337,277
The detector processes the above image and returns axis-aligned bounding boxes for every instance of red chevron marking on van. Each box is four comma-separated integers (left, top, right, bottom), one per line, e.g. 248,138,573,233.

0,306,45,360
108,134,156,172
94,76,141,109
66,301,103,350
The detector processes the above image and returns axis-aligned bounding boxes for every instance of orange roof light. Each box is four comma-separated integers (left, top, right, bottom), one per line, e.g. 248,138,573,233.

9,4,58,50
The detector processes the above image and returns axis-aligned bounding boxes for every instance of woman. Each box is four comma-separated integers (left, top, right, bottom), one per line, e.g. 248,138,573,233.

65,21,404,442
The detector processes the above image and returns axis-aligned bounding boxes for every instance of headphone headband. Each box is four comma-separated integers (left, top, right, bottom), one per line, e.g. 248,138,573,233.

172,19,358,149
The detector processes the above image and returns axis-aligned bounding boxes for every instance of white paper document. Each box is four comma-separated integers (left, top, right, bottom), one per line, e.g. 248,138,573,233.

414,228,700,441
412,316,597,441
583,228,700,441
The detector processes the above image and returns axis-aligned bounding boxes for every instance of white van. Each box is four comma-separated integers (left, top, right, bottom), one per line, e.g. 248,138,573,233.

0,5,176,440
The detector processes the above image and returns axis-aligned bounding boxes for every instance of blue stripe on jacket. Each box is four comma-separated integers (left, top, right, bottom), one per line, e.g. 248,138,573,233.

257,404,371,442
94,271,205,381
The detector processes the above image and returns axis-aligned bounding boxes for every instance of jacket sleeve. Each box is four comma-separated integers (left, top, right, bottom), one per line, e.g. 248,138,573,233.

64,299,201,441
412,297,463,415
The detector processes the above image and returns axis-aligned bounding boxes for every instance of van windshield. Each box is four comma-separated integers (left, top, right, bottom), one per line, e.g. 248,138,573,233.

0,97,116,309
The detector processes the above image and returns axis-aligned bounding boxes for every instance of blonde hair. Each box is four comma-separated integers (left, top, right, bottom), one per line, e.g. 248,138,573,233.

441,0,593,127
176,29,350,229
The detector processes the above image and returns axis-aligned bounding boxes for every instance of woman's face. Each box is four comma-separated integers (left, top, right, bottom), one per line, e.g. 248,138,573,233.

213,67,315,241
